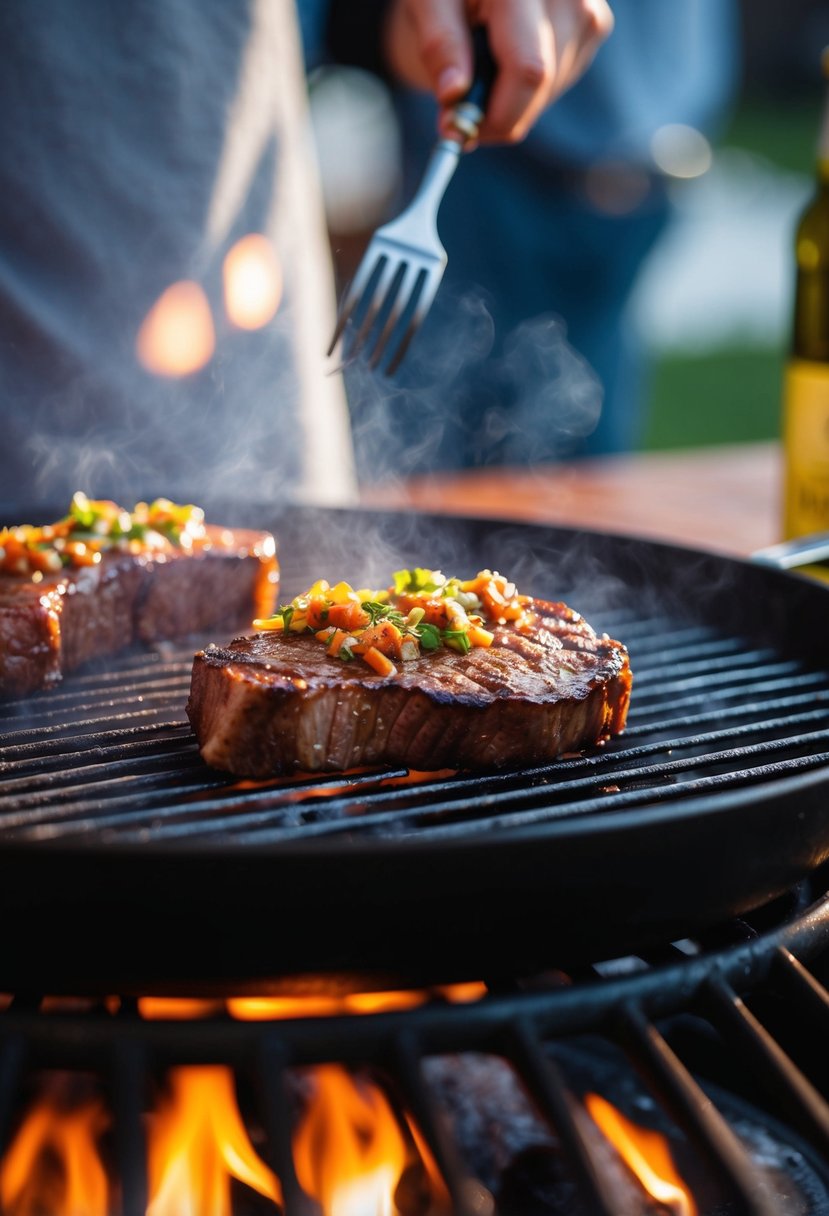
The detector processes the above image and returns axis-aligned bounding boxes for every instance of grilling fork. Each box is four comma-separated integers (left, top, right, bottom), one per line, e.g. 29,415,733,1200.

328,28,496,376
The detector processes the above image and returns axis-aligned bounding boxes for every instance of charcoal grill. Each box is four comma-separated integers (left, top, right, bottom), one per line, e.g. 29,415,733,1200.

2,505,829,988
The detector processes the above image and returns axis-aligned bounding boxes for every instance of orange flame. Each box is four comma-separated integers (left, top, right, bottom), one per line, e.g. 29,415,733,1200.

223,233,283,330
136,280,215,377
585,1092,697,1216
146,1066,282,1216
0,1091,110,1216
294,1066,410,1216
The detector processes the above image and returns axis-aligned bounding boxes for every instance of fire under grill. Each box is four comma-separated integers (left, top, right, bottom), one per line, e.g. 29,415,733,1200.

1,871,829,1215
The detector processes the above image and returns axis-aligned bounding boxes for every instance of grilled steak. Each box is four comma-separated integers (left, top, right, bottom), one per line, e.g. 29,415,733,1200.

187,598,631,776
0,526,278,699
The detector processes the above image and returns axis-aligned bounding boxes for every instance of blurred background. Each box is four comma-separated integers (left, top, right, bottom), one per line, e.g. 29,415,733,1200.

310,0,829,459
639,0,828,452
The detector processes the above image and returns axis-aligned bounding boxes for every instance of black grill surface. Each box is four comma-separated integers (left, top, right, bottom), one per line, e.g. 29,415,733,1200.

2,615,829,846
2,507,829,986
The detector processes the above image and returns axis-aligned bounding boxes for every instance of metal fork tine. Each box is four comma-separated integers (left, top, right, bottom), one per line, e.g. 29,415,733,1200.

384,266,442,374
367,262,421,370
346,253,405,361
328,26,495,373
327,252,388,357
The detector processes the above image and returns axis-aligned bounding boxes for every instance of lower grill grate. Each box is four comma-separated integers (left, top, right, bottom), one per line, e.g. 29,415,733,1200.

1,872,829,1215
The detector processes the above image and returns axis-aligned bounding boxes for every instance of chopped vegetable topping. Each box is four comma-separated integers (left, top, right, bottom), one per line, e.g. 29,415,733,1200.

0,492,207,576
253,568,528,676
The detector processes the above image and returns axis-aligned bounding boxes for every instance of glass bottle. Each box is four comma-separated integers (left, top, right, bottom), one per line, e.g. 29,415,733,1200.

782,47,829,538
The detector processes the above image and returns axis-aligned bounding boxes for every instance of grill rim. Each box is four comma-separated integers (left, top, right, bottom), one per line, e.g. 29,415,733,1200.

4,507,829,983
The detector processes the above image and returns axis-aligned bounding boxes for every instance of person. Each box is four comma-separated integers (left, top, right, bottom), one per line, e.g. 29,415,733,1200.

0,0,612,518
330,0,739,477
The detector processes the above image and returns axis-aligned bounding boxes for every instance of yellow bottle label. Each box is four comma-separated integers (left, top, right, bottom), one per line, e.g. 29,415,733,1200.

783,358,829,538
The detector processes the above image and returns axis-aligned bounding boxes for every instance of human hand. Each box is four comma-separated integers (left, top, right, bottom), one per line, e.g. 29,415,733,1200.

383,0,614,145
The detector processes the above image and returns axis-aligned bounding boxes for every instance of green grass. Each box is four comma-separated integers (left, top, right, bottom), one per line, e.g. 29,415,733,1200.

644,347,786,450
722,98,818,175
644,94,815,451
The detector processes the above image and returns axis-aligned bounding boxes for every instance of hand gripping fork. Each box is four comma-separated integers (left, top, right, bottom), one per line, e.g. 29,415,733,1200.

328,29,496,376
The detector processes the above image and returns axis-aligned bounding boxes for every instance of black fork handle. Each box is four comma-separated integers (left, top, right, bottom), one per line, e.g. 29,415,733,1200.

448,25,497,143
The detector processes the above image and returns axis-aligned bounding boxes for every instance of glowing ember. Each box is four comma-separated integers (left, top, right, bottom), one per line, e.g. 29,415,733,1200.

223,233,283,330
136,280,215,377
585,1092,697,1216
138,997,223,1021
0,1090,110,1216
136,983,487,1024
228,983,486,1021
293,1066,410,1216
228,991,425,1020
146,1066,281,1216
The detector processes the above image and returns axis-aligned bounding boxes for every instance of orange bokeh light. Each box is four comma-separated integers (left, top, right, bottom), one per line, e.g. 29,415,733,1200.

223,233,282,330
136,280,215,377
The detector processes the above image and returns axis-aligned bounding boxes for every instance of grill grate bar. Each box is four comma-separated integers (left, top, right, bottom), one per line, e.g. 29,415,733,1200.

631,652,799,689
2,675,190,712
631,667,829,708
630,672,829,720
616,1003,780,1216
703,974,829,1161
772,946,829,1021
0,664,190,720
507,1017,620,1215
0,1035,25,1159
0,735,199,788
256,1037,316,1216
621,690,829,740
589,621,724,649
0,721,190,763
0,701,186,746
392,1033,489,1216
0,752,213,808
112,1039,149,1216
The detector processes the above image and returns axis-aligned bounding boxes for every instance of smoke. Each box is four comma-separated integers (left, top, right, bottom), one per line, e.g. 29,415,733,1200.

343,289,605,488
3,288,309,519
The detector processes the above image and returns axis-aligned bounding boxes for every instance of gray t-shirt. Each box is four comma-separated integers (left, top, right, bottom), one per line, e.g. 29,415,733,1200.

0,0,354,516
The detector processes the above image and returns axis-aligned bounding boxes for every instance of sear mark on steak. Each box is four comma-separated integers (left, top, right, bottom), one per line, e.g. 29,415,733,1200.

0,527,278,699
186,598,632,777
